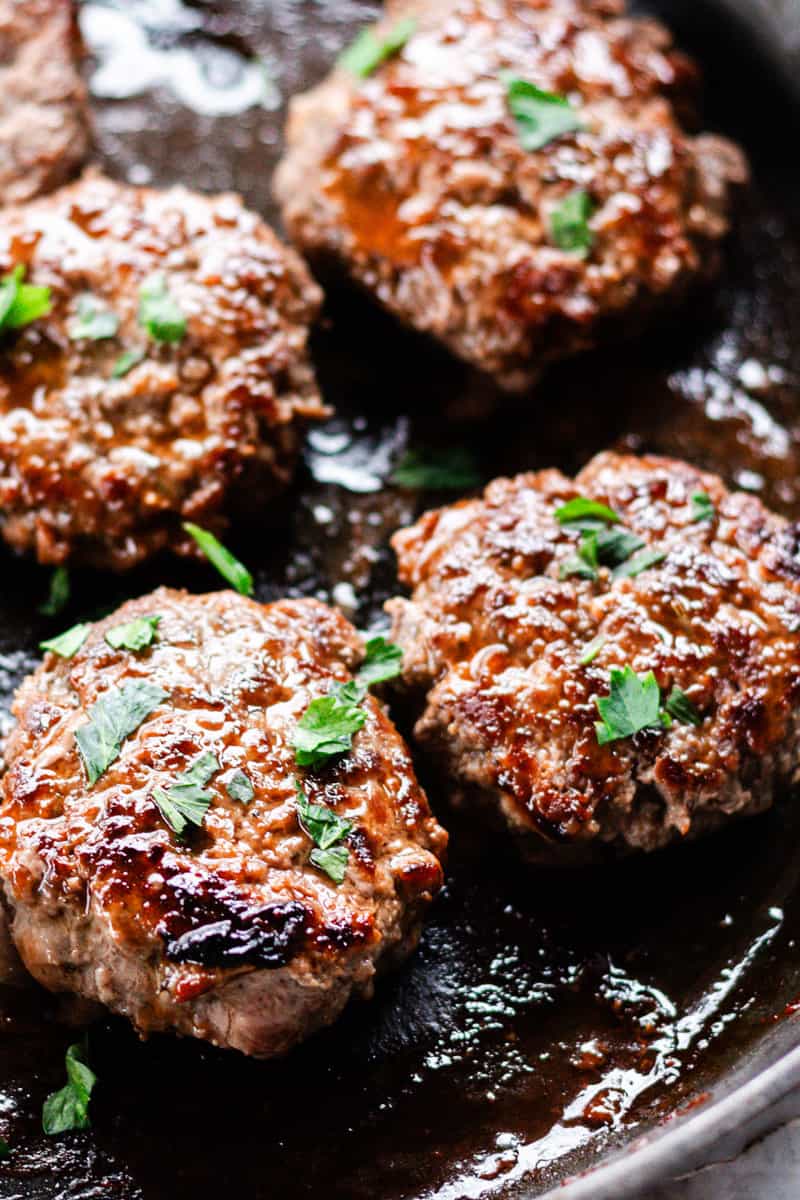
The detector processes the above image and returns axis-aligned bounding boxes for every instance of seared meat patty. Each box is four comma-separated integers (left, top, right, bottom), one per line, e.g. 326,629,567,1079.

0,172,326,569
0,0,90,204
0,589,446,1057
388,452,800,861
275,0,747,389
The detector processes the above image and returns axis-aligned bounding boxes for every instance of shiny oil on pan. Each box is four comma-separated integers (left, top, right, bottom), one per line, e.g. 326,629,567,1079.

2,1,800,1197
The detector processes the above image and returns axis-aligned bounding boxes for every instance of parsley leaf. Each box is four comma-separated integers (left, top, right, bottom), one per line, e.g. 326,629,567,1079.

551,190,594,257
69,294,119,341
182,523,253,596
111,347,145,378
292,682,367,768
579,635,605,666
391,446,480,491
613,547,666,579
0,266,52,331
559,532,600,580
664,685,703,726
559,524,644,580
691,492,715,523
40,622,91,659
39,567,70,617
75,680,167,785
595,666,667,745
226,769,254,804
505,76,583,152
555,496,620,528
42,1042,96,1136
357,636,403,686
138,273,186,343
153,751,219,837
105,614,161,653
339,16,416,77
295,781,352,883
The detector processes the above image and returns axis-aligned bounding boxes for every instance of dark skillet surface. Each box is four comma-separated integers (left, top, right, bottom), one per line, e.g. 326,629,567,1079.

2,1,800,1197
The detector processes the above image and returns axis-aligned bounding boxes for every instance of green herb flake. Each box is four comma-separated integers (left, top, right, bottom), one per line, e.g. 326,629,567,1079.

38,567,70,617
595,665,667,745
504,76,583,152
691,492,715,523
664,685,703,727
40,622,91,659
550,189,594,257
75,680,167,786
579,636,606,666
69,294,119,341
182,523,254,596
0,1136,9,1159
105,614,161,653
612,547,666,579
226,769,254,805
391,446,481,491
339,16,416,77
559,531,599,580
295,781,352,883
153,750,219,837
357,636,403,686
555,496,620,528
42,1042,96,1136
138,273,186,343
292,682,367,768
0,265,52,332
111,347,146,378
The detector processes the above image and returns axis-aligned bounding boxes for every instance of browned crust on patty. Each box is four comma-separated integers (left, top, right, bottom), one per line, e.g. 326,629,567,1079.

388,452,800,860
0,589,446,1056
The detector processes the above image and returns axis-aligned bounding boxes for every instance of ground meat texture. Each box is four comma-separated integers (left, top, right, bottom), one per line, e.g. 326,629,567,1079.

275,0,748,390
387,452,800,861
0,589,446,1057
0,0,90,204
0,171,327,569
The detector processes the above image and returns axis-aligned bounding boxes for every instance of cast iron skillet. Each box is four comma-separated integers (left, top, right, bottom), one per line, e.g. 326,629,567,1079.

1,1,800,1197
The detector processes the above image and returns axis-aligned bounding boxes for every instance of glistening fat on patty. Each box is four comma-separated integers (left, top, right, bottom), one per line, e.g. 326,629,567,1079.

388,452,800,861
275,0,748,389
0,589,446,1057
0,171,327,569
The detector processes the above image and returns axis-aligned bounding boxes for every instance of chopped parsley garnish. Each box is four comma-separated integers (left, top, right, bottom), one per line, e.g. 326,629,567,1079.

292,681,367,768
111,347,145,378
295,781,353,884
42,1042,96,1136
579,635,605,666
0,265,52,332
226,769,254,805
138,273,186,343
556,496,664,581
40,622,91,659
105,614,160,653
75,680,167,785
691,492,715,523
153,751,219,837
504,76,583,152
357,636,403,686
339,16,416,77
556,496,620,528
182,523,253,596
550,190,594,257
595,667,704,744
664,685,703,727
391,446,480,491
559,534,599,580
612,546,666,579
0,1137,8,1159
38,567,70,616
69,294,119,341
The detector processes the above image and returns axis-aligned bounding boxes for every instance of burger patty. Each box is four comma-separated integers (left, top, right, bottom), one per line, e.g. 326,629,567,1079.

0,171,327,569
275,0,748,389
388,452,800,861
0,0,90,204
0,588,446,1057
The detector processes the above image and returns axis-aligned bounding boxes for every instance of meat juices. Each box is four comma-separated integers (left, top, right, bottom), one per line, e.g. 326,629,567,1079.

0,589,446,1057
275,0,748,389
388,453,800,861
0,172,327,569
0,0,90,204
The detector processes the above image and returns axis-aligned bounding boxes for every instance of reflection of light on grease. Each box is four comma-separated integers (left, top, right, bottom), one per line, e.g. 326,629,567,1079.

80,2,280,117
